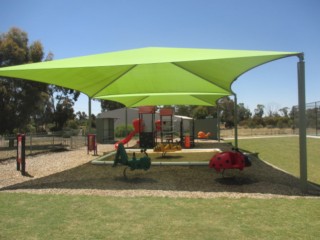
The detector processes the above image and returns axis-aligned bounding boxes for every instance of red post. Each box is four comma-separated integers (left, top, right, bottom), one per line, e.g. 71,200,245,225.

184,135,190,148
16,134,26,175
87,134,97,155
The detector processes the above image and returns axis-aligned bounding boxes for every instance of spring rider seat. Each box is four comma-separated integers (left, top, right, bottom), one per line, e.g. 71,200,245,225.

113,143,151,177
209,148,251,175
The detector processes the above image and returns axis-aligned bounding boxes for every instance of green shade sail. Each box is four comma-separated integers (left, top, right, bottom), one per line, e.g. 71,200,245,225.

0,47,300,107
0,47,309,192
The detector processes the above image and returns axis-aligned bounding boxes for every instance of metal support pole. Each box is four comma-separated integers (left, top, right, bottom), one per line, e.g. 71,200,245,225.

21,135,26,176
88,96,92,134
234,94,238,149
315,102,318,136
298,54,308,193
125,107,128,147
217,104,220,142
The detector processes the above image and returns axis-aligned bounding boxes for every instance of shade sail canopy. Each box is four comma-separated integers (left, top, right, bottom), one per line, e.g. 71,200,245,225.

0,47,300,107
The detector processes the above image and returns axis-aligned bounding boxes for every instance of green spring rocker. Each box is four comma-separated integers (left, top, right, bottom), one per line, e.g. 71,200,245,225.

113,143,151,178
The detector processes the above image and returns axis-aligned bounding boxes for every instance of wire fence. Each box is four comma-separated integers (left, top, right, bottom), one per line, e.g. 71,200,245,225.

2,101,319,161
0,133,87,161
219,127,296,139
293,101,320,136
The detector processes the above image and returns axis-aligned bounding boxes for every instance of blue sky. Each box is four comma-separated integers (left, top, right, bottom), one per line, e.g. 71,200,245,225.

1,0,319,115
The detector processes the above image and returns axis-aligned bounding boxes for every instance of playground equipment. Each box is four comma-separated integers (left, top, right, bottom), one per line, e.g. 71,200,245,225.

114,118,142,149
153,142,182,156
209,148,251,174
139,106,156,148
179,117,195,148
154,108,182,155
197,131,211,139
113,142,151,177
159,108,174,143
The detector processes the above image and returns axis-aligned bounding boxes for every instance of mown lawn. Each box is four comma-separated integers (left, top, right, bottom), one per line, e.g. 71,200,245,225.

232,136,320,184
1,192,320,240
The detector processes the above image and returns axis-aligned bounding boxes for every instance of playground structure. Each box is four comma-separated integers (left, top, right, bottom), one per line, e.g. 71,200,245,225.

154,108,183,155
209,148,251,175
197,131,211,139
113,107,195,155
159,108,174,143
113,142,151,177
114,118,142,149
139,106,156,148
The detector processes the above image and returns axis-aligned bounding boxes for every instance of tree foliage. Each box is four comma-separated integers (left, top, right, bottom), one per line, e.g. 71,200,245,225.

0,27,82,134
192,106,208,119
100,100,125,111
53,97,75,130
48,85,80,130
254,104,265,118
0,27,50,133
218,97,235,128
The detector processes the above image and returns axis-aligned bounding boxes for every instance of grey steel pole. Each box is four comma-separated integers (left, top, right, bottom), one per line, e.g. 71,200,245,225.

315,102,318,136
234,94,238,148
125,107,128,147
298,54,308,193
217,103,220,142
88,96,92,134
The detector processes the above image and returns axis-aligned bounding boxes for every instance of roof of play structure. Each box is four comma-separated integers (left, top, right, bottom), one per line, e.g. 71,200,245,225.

0,47,300,107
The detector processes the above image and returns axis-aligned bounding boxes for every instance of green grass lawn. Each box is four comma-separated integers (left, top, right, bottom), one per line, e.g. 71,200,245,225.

1,192,320,240
232,136,320,184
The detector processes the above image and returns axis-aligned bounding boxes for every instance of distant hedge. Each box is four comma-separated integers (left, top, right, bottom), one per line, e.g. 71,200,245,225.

115,125,134,138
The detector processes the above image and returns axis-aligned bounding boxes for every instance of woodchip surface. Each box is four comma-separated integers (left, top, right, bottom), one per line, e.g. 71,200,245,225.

1,140,319,199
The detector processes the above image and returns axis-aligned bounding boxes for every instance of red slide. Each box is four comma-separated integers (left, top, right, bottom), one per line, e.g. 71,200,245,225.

114,119,142,149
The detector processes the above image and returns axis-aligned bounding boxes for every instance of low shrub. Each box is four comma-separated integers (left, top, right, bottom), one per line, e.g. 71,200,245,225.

115,125,134,137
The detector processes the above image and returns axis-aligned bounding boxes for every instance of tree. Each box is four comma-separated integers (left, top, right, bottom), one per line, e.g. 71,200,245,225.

175,105,193,117
254,104,265,118
54,98,75,130
76,111,88,121
218,97,235,128
48,85,80,130
279,107,289,117
192,106,208,119
238,103,252,122
100,100,125,111
0,27,51,134
265,103,280,117
253,104,265,127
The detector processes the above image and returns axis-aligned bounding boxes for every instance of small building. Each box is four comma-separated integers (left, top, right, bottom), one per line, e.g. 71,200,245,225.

194,118,218,140
95,117,117,144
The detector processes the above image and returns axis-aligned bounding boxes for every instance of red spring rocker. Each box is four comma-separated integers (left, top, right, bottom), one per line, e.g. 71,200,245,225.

209,149,251,173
